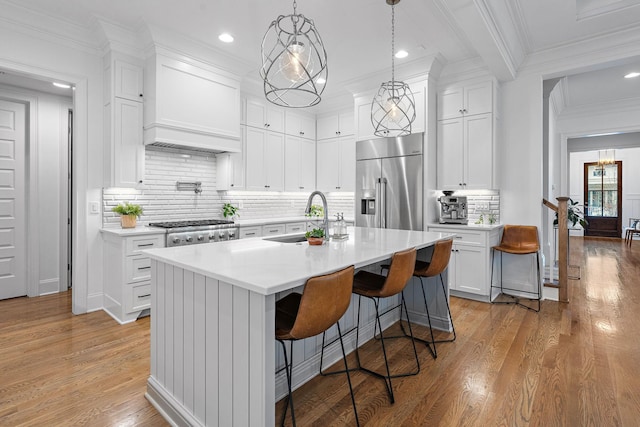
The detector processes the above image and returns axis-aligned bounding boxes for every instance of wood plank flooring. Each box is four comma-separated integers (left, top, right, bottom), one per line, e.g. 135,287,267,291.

1,237,638,426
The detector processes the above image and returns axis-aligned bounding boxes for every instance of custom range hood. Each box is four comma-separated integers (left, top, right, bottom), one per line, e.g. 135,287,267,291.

143,48,242,154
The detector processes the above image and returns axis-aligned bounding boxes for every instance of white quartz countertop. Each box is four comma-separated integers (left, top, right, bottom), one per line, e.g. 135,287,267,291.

100,225,166,236
235,216,355,227
427,222,504,231
144,227,455,296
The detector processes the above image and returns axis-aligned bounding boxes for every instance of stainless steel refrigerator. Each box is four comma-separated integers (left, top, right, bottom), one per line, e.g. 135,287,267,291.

355,133,423,231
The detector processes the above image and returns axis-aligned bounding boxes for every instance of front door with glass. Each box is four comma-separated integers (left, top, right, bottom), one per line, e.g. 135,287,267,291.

583,161,622,238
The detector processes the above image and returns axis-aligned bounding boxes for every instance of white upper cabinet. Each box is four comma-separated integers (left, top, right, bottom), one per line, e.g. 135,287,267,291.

285,110,316,140
437,80,493,120
284,136,316,192
217,127,246,191
104,53,145,188
144,52,241,152
316,136,355,192
317,110,354,140
437,78,497,190
245,126,284,191
437,112,493,190
114,60,144,102
245,97,285,134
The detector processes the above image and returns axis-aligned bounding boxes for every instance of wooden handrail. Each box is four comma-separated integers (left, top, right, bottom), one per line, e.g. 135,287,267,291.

543,197,569,303
542,198,558,212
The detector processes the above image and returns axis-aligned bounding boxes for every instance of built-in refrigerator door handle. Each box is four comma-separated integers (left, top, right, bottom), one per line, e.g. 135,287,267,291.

381,177,388,229
375,178,381,228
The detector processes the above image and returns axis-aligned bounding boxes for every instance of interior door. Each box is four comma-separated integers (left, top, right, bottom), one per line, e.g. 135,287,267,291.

584,161,622,238
0,99,26,299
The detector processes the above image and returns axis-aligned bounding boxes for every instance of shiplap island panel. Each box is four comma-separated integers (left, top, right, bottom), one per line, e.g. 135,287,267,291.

144,227,455,426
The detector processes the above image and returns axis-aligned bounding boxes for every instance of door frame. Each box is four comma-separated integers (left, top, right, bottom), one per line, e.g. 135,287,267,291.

583,160,622,238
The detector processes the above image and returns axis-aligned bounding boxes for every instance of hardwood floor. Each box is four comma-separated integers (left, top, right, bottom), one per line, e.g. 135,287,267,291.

1,237,638,426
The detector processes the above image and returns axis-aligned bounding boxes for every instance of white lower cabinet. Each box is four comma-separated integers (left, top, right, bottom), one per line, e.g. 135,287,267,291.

427,225,502,301
102,231,165,324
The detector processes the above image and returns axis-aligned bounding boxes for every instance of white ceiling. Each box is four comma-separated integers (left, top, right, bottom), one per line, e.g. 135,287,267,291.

2,0,640,107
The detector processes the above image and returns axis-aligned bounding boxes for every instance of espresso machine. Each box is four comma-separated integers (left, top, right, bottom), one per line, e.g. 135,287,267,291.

438,193,468,224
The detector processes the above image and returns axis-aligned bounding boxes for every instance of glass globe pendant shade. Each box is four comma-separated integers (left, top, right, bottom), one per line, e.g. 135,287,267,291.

280,41,312,83
261,4,328,108
371,80,415,136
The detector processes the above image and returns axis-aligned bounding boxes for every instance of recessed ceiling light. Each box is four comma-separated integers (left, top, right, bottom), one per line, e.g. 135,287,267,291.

395,50,409,59
316,77,326,84
624,72,640,79
218,33,234,43
53,82,71,89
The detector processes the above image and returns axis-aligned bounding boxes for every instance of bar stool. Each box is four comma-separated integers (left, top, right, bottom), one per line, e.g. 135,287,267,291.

344,247,419,404
490,225,541,312
411,239,456,359
276,265,359,427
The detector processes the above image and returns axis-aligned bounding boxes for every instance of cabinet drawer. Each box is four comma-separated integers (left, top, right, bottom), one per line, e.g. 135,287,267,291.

429,227,486,246
240,226,263,239
125,255,152,282
125,235,165,256
263,224,286,235
285,222,306,234
125,282,151,314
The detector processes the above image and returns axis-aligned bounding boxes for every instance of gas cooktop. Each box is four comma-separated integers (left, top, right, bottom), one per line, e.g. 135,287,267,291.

149,219,234,228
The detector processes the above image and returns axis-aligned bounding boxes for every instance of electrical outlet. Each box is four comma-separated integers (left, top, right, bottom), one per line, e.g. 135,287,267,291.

290,200,295,208
238,201,244,209
89,201,100,215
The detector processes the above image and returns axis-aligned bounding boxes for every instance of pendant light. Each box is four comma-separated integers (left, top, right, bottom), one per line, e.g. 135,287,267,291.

371,0,415,137
260,0,328,108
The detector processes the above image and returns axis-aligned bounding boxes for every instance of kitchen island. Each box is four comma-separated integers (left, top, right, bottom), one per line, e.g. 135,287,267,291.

143,227,455,427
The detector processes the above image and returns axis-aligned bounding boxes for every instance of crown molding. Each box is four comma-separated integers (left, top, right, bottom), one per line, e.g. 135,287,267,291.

548,77,566,116
519,24,640,79
0,0,101,55
141,23,255,79
94,18,144,58
438,57,493,85
344,54,444,98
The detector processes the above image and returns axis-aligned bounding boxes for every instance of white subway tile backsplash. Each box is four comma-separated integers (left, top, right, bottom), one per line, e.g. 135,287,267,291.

103,146,355,227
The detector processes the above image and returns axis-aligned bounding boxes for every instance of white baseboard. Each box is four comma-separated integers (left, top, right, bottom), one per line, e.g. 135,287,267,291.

146,377,200,427
38,278,60,295
86,292,104,313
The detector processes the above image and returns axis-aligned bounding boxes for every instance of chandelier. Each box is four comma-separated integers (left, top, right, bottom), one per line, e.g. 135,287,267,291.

597,149,615,166
371,0,415,137
260,0,328,108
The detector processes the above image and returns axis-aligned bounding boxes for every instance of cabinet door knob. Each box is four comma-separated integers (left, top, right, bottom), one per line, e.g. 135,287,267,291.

139,94,143,98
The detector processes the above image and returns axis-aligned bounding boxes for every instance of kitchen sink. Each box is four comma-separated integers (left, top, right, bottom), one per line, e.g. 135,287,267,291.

263,234,307,244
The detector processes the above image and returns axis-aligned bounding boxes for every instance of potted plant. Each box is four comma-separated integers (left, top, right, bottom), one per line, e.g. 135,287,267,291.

222,203,239,220
305,227,325,245
112,202,143,229
554,198,588,229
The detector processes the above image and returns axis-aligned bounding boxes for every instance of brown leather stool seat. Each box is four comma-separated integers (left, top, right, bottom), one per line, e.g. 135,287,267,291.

276,265,359,427
490,225,541,312
322,247,419,405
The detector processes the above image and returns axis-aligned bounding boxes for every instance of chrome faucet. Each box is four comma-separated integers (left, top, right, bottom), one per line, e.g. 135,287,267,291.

305,191,329,240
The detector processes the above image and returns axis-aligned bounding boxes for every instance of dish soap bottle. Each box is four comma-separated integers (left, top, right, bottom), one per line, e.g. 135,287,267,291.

333,213,348,240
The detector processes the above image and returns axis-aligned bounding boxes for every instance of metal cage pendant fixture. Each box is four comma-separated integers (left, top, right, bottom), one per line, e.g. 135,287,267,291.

260,0,328,108
371,0,415,137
